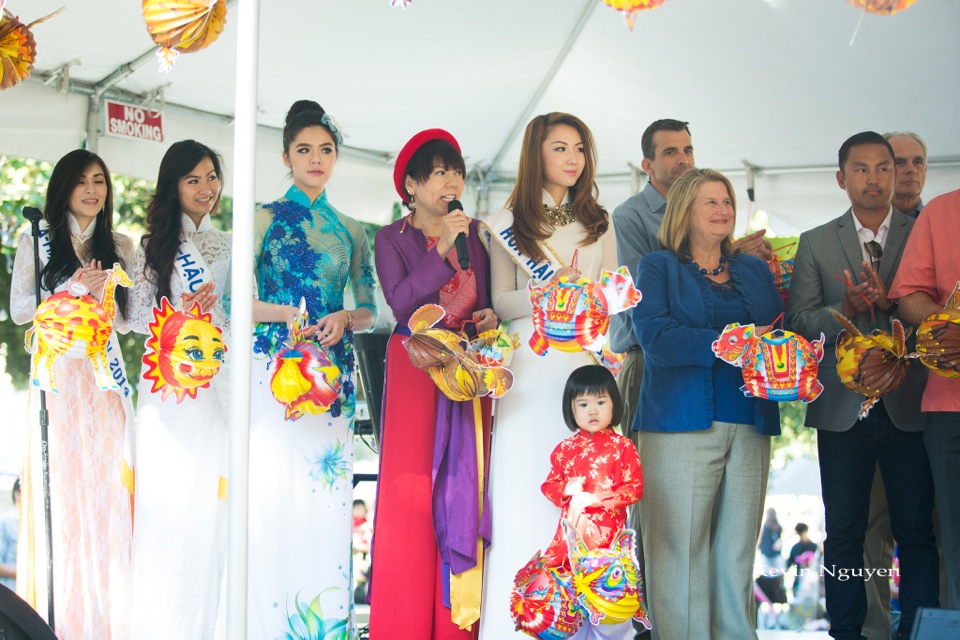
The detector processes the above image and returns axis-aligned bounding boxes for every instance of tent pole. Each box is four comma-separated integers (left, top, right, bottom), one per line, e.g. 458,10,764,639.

226,0,258,637
483,0,597,179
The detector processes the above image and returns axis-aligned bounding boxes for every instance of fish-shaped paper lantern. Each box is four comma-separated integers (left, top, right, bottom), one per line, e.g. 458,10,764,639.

829,308,911,418
713,323,825,403
602,0,667,31
269,299,341,421
510,552,583,639
142,0,227,72
916,281,960,378
24,263,132,392
528,266,641,357
405,304,514,401
0,7,61,90
565,521,649,629
848,0,917,15
141,297,226,403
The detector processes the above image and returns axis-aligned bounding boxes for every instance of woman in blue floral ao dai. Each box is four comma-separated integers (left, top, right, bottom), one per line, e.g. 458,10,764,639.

245,99,378,637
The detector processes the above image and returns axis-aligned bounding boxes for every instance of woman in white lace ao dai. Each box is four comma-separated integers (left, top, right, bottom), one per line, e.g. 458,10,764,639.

127,140,232,640
10,149,134,639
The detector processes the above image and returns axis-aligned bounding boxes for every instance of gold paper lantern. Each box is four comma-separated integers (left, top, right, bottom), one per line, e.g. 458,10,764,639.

602,0,667,31
0,7,61,91
847,0,918,15
142,0,227,72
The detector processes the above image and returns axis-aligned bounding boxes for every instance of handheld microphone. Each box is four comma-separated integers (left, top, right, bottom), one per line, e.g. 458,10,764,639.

447,199,470,270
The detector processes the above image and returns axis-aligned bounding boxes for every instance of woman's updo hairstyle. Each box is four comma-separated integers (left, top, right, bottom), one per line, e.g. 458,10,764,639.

282,100,338,153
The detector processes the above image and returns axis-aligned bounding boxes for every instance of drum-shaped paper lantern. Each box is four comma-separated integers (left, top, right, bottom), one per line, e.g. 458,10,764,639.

142,297,226,403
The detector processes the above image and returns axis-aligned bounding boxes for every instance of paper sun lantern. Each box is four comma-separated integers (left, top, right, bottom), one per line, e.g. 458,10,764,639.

405,304,514,402
141,297,226,403
713,323,825,404
24,263,132,392
602,0,667,31
916,281,960,378
528,266,641,357
268,299,341,421
0,7,61,90
564,521,649,628
510,552,583,639
847,0,918,16
830,308,911,418
142,0,227,72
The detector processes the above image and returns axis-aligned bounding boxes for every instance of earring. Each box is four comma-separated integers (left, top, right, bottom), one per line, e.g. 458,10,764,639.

408,194,416,211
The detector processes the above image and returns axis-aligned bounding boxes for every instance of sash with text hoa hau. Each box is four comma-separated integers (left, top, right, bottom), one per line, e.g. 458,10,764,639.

480,209,566,285
34,221,136,496
174,235,214,293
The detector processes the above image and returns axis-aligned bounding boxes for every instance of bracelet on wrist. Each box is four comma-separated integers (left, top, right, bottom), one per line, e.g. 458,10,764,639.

344,309,355,331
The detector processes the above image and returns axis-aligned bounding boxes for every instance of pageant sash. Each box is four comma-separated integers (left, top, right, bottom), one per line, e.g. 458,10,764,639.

480,210,565,285
174,236,213,294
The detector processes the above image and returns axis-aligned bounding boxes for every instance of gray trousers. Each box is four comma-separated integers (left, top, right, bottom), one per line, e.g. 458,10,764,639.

925,412,960,608
616,349,648,637
638,422,771,640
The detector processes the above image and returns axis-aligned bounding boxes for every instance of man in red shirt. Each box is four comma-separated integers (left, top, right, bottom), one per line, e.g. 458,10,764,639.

889,188,960,609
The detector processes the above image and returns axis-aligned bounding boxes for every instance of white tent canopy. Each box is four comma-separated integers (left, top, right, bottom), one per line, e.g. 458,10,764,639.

2,0,958,234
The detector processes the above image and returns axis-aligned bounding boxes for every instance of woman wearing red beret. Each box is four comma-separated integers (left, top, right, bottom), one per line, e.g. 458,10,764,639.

369,129,498,639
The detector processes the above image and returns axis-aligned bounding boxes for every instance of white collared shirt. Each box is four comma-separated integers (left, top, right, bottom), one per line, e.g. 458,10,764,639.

853,207,893,265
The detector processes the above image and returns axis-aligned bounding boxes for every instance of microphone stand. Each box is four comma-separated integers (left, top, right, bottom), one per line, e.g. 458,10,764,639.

23,206,56,632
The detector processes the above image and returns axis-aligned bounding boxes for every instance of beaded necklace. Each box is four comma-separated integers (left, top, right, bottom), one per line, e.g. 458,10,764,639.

691,255,727,276
542,202,576,227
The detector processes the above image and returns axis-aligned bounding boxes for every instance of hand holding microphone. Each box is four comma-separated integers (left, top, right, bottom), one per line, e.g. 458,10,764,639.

446,199,470,270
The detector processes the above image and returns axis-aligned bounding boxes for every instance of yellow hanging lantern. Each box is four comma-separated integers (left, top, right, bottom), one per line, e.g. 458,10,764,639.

0,7,61,91
601,0,667,31
142,0,228,72
847,0,918,16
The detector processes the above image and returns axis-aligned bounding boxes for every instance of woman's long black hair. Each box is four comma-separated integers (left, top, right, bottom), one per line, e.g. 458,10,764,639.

141,140,224,307
41,149,127,316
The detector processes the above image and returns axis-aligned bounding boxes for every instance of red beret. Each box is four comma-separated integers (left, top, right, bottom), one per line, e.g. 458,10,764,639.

393,128,461,203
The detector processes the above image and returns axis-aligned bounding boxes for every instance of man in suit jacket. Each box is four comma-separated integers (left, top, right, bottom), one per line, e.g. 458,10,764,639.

788,131,939,640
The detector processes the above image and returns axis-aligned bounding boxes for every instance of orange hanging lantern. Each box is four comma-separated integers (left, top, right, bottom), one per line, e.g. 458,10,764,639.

142,0,227,72
0,7,61,91
847,0,918,16
601,0,667,31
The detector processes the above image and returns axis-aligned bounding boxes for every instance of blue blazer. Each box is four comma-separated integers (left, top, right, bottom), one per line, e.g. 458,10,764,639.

631,250,783,435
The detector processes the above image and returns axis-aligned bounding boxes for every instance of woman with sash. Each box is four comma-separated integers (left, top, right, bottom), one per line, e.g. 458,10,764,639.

479,113,618,638
127,140,230,638
370,129,497,639
10,149,134,638
246,99,377,637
